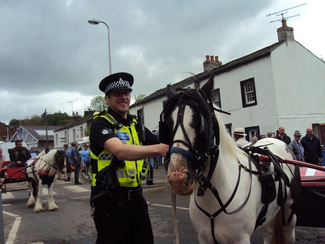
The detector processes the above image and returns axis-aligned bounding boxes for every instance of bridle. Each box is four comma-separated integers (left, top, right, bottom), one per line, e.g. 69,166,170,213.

161,87,215,167
159,86,226,195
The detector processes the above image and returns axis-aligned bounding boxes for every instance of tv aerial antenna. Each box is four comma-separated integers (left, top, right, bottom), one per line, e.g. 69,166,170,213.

267,3,307,23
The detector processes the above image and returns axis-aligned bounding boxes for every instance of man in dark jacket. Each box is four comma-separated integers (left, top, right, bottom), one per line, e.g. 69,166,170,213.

9,140,31,167
276,126,291,145
300,127,323,165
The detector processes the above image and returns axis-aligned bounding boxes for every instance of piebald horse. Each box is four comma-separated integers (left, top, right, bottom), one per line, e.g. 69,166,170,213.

26,149,65,212
160,75,300,243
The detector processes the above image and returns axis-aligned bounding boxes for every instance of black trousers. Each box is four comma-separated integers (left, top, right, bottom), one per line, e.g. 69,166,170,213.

93,190,154,244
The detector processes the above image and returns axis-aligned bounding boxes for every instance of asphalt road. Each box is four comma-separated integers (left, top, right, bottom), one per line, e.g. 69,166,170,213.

1,172,325,244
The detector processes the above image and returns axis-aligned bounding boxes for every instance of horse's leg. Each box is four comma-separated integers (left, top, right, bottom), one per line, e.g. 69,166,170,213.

34,180,44,212
47,182,59,211
198,235,208,244
26,180,36,208
282,197,296,244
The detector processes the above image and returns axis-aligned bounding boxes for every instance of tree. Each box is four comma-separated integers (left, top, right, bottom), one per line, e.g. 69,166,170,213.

9,119,20,126
46,112,71,126
88,96,107,112
134,94,146,103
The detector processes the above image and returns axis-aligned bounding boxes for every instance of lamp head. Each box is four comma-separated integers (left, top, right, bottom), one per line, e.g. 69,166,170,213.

88,19,99,25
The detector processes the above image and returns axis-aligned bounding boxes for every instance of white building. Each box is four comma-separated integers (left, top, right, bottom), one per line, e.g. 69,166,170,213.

54,111,93,148
130,20,325,145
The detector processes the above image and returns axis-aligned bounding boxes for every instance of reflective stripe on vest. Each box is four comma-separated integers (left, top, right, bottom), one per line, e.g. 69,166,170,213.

90,113,149,187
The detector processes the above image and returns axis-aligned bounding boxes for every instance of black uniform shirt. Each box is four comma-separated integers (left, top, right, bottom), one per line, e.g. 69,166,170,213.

90,108,159,157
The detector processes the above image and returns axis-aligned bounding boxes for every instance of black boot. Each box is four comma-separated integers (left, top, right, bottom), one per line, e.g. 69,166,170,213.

64,177,70,182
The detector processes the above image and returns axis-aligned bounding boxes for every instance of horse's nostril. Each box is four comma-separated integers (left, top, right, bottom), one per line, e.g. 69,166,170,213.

184,171,192,186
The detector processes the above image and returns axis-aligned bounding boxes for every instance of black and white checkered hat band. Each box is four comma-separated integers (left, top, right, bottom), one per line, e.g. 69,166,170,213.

104,78,132,94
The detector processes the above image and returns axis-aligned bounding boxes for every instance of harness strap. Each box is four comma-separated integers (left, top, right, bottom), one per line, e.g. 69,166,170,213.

255,204,269,229
194,158,254,243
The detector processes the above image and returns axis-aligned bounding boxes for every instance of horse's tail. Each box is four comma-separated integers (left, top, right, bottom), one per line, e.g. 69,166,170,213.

273,210,286,244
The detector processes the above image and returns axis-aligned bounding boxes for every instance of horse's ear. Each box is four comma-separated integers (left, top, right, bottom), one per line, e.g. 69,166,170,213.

166,84,178,99
201,74,214,96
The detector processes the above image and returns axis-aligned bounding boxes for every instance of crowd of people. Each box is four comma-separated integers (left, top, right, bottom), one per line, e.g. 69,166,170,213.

233,126,323,165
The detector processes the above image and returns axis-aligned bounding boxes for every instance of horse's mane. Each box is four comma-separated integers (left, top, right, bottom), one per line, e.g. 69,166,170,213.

37,150,60,176
213,104,246,160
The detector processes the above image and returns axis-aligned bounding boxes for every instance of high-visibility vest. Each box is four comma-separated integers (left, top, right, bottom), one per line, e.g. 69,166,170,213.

89,112,148,187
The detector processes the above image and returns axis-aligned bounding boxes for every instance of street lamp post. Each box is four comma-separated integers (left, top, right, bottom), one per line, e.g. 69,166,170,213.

88,19,112,75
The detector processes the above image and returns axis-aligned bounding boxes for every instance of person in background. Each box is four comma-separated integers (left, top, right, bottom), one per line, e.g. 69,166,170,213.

81,144,91,180
0,146,4,178
71,141,82,185
233,128,249,147
63,144,72,182
90,72,169,244
146,157,155,185
250,135,258,145
9,140,31,168
289,130,305,162
260,134,266,139
276,126,291,145
300,127,323,165
267,131,273,138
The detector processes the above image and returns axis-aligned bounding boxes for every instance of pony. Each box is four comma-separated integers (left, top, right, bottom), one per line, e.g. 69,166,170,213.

26,149,66,212
159,75,300,244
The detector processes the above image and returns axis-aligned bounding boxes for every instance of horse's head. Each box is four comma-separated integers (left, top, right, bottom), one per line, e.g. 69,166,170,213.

55,149,66,173
160,75,215,195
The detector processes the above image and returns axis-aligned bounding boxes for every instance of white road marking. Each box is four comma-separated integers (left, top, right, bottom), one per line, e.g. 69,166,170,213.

70,196,90,200
1,192,15,200
3,211,21,244
63,185,90,193
148,202,189,211
3,210,19,218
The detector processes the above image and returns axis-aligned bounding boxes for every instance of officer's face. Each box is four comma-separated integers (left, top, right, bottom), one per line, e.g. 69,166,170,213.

106,89,131,118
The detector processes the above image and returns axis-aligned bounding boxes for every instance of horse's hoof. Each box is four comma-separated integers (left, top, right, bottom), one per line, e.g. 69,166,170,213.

34,209,44,213
49,207,60,211
27,204,35,208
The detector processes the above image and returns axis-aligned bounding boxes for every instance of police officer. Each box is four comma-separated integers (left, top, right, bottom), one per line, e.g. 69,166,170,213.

89,72,169,244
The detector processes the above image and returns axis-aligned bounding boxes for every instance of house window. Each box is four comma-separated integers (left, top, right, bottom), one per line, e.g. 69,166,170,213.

225,123,232,136
240,78,257,107
211,89,221,108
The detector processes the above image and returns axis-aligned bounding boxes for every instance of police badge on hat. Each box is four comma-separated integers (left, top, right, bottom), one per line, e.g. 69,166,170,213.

99,72,134,95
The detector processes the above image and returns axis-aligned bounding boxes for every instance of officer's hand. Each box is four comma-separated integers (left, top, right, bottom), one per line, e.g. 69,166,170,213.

158,143,169,158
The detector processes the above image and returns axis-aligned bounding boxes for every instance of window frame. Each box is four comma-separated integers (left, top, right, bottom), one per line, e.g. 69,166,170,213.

240,78,257,107
211,88,221,108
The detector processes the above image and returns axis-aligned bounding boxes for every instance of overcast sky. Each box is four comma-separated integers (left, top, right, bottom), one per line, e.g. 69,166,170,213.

0,0,324,125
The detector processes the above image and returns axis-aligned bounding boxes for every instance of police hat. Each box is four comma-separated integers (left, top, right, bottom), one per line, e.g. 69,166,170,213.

99,72,134,95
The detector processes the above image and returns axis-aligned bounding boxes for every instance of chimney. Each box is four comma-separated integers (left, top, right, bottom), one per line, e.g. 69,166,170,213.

277,18,294,42
203,55,222,72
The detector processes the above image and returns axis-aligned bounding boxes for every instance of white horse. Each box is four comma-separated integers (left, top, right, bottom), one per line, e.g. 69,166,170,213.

26,149,65,212
160,75,300,243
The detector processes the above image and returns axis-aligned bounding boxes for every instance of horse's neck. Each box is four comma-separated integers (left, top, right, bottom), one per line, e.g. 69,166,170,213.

202,148,245,194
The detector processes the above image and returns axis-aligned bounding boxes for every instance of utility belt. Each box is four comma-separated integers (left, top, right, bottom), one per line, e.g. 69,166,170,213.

91,186,143,207
118,186,143,202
